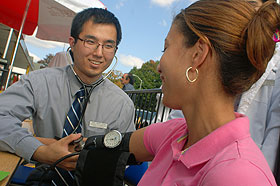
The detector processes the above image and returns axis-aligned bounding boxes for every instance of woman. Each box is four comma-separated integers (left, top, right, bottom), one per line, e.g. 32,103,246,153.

165,0,280,172
129,0,280,185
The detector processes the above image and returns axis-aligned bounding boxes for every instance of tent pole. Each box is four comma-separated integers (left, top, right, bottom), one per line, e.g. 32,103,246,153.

4,0,32,90
2,28,13,59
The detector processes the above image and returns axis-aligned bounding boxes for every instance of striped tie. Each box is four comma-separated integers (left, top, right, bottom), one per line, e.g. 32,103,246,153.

52,88,85,186
63,88,85,137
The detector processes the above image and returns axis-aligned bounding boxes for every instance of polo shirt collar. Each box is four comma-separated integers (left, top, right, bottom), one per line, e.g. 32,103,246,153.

173,113,250,168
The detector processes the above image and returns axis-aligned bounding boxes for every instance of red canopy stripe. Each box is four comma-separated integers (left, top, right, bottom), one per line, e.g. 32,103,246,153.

0,0,39,35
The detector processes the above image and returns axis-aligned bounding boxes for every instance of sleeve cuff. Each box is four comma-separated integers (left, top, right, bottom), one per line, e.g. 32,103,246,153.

15,136,43,161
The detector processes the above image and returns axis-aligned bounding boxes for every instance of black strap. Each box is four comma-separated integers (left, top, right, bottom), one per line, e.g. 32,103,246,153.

75,148,137,186
120,132,133,152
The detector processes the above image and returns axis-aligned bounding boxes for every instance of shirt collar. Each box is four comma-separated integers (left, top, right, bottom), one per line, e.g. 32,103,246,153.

67,66,81,98
174,113,250,168
67,65,104,99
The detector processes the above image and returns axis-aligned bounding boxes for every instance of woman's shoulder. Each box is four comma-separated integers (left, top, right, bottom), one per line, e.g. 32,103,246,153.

201,158,276,186
200,138,276,186
152,118,186,130
144,118,187,155
146,118,187,139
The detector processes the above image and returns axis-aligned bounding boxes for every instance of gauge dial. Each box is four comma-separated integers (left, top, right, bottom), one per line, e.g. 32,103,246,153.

103,130,122,148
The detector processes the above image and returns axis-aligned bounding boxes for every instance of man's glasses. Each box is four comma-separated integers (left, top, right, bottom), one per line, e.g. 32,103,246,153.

77,37,117,54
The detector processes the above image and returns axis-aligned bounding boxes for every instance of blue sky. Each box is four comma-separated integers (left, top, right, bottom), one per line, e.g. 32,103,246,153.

25,0,195,73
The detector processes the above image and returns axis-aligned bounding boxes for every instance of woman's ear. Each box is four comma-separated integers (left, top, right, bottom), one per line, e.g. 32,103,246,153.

191,38,210,69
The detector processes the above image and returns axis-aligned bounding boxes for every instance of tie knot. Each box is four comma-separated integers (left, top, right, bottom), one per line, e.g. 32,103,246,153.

76,88,85,98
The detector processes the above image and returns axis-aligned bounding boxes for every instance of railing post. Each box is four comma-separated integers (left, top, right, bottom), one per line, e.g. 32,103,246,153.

125,88,171,128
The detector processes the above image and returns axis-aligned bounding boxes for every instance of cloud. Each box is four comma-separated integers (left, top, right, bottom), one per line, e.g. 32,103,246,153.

29,52,41,62
151,0,178,7
115,0,126,10
24,35,65,49
118,54,145,68
159,19,167,27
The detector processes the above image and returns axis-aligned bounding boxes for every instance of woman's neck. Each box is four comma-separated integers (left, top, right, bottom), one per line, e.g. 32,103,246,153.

181,94,236,149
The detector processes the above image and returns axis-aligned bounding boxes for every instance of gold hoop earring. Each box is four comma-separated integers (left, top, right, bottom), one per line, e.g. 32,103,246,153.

186,67,199,83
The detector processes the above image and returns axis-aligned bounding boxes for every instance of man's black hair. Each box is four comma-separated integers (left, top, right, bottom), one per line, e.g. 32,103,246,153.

262,0,275,2
71,8,122,46
126,73,134,85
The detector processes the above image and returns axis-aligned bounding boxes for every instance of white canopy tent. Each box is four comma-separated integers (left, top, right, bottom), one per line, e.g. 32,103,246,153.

0,0,106,89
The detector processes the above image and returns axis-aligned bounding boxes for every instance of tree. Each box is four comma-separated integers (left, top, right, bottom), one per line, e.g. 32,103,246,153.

37,53,54,68
129,60,161,90
103,70,123,88
129,60,162,112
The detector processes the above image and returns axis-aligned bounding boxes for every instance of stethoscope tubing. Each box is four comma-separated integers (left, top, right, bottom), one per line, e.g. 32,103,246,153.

65,48,118,134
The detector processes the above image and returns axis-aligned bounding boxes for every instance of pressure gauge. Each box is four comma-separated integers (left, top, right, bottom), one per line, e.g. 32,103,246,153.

103,130,122,148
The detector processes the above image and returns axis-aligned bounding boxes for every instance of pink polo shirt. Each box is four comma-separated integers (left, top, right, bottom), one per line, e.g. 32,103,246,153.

139,113,277,186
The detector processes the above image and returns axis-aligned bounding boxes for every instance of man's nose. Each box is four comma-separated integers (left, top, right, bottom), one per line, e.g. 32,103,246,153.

93,44,103,56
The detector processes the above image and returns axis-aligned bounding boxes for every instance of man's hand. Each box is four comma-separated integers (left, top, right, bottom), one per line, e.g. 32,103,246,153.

32,133,82,170
35,137,58,145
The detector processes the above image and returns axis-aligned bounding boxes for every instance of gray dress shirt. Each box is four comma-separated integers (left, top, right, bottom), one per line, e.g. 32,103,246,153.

0,66,135,161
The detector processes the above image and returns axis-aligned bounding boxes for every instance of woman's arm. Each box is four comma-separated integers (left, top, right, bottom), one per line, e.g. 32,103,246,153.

129,127,154,162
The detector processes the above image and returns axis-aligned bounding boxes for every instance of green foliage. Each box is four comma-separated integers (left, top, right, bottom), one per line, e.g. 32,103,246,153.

129,60,162,112
129,60,161,90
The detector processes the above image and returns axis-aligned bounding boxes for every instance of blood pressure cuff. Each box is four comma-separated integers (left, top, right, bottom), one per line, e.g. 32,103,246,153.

74,148,138,186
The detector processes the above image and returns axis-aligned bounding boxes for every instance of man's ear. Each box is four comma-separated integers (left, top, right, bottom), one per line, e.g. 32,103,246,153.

191,38,210,69
69,37,76,49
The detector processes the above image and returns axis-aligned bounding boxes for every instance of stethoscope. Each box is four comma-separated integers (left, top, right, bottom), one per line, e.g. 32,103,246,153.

50,49,119,186
66,47,118,134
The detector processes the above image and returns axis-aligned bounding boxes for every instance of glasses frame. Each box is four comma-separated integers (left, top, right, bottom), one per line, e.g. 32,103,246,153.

77,37,118,54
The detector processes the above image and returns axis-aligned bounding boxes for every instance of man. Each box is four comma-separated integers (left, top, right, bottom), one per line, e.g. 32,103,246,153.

0,8,135,181
121,73,135,91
